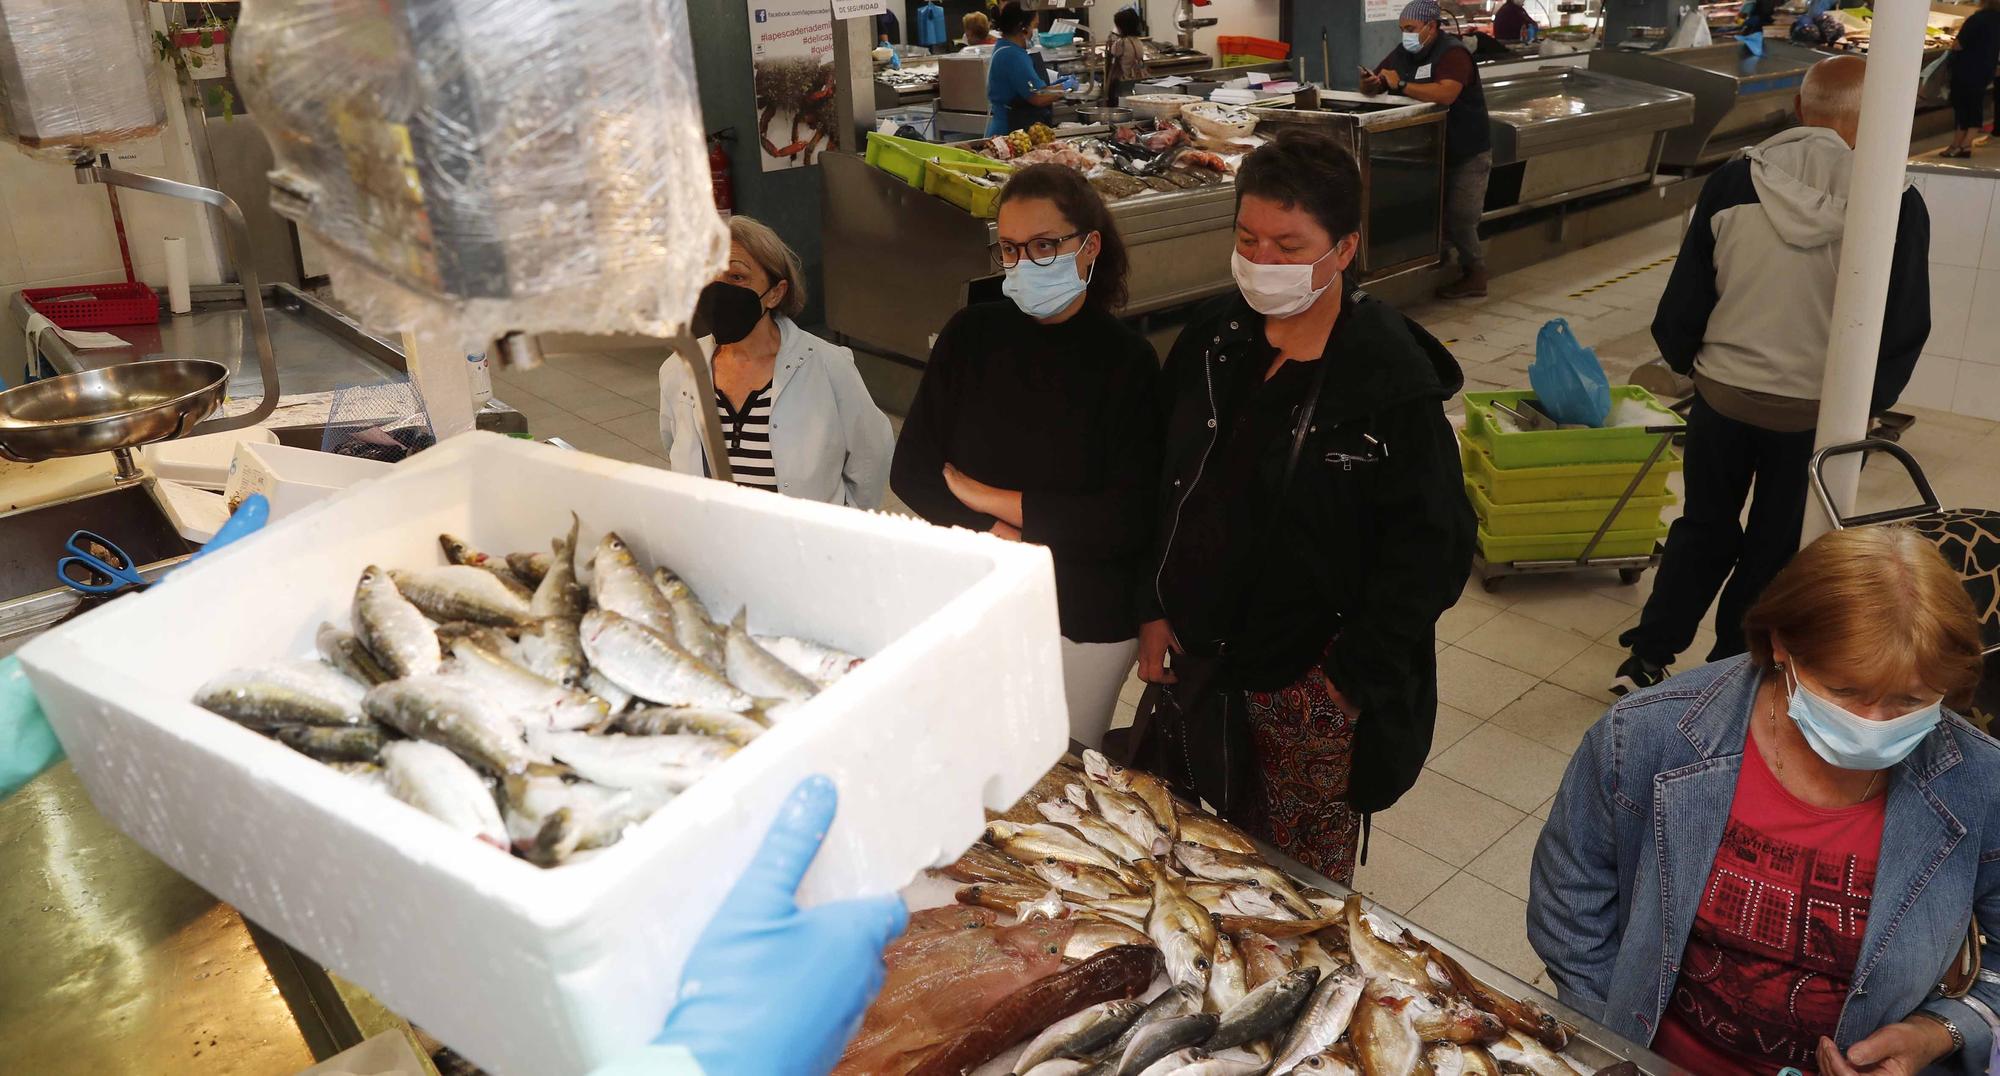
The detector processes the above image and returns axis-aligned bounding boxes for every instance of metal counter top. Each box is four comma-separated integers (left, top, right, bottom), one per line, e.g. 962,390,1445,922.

1591,40,1824,166
1484,67,1696,162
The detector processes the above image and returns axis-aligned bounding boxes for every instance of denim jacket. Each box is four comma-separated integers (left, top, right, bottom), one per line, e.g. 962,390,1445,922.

1529,656,2000,1075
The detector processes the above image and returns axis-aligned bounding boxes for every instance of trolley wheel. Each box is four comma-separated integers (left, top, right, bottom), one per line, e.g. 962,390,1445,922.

1619,567,1646,585
1481,575,1501,593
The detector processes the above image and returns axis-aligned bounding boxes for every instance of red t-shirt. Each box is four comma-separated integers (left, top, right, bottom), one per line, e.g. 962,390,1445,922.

1651,731,1886,1075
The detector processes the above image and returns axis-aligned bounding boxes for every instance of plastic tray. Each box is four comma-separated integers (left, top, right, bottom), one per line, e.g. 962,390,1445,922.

18,432,1067,1076
23,281,160,329
1477,521,1668,563
1216,34,1290,59
864,131,1001,188
1459,429,1681,504
922,159,1014,217
1464,477,1673,537
1463,386,1682,468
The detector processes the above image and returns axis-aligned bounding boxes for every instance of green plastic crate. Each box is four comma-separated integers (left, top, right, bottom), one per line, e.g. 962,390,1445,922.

1464,478,1674,537
1477,521,1668,564
921,159,1014,217
1458,429,1682,505
864,132,1001,188
1463,386,1682,468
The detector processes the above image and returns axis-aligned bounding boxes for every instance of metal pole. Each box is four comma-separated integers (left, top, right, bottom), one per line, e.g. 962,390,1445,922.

832,15,877,157
1802,2,1927,543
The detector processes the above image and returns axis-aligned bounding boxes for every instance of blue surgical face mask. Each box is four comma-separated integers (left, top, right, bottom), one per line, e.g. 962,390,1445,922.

1002,248,1092,319
1784,663,1942,772
1401,31,1424,52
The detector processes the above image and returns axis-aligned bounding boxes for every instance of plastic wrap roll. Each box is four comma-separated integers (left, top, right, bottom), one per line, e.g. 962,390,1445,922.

163,235,191,314
0,0,166,156
232,0,728,359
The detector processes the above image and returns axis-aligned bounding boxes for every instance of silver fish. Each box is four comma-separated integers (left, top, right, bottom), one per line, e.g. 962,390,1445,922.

516,616,586,687
527,728,736,791
1112,1014,1218,1076
582,667,637,715
363,676,535,775
1032,857,1136,900
444,635,608,731
1063,920,1152,961
652,567,726,670
986,821,1141,887
195,659,369,729
315,622,392,687
392,565,533,626
1135,1047,1205,1076
1350,981,1425,1076
1141,861,1218,991
275,723,390,762
1014,998,1149,1073
331,759,389,793
1081,749,1179,846
589,532,675,636
1175,841,1314,917
751,632,863,686
506,550,551,586
1039,798,1153,863
1099,983,1201,1067
723,609,818,702
501,770,671,865
1076,781,1168,858
531,514,588,620
1175,808,1260,855
1280,1047,1360,1076
1209,966,1321,1053
1269,961,1365,1074
440,533,534,600
1205,931,1248,1022
354,565,441,678
1173,1056,1268,1076
1021,1062,1096,1076
616,705,766,746
381,740,508,847
1486,1032,1581,1076
581,609,753,711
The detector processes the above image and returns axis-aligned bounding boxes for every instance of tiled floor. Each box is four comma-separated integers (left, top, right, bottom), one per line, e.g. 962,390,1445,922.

496,216,2000,995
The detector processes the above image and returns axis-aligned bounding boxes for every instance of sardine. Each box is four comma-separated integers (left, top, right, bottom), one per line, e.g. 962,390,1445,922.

723,609,818,702
1206,930,1247,1015
1269,961,1365,1074
391,565,533,626
1140,860,1218,991
1082,749,1179,846
1111,1014,1218,1076
363,676,535,775
987,821,1144,887
616,705,766,746
516,616,587,687
582,667,636,715
581,609,753,711
1175,841,1314,917
1281,1045,1361,1076
1345,896,1430,988
275,723,390,762
501,770,670,864
1135,1047,1205,1076
1486,1032,1581,1076
1063,920,1152,961
589,532,675,636
315,622,392,687
331,759,389,793
752,632,862,685
531,514,588,620
1014,998,1149,1073
1237,929,1295,990
1039,798,1153,863
354,565,441,678
506,550,551,586
444,635,609,731
1176,807,1260,855
194,659,369,729
1076,781,1169,858
1210,966,1321,1052
1033,857,1138,900
652,567,726,670
528,728,735,792
380,740,508,848
1098,983,1201,1066
1350,981,1425,1076
440,534,534,600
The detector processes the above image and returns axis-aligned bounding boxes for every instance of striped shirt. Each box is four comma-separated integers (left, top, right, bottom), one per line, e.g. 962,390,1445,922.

716,384,778,492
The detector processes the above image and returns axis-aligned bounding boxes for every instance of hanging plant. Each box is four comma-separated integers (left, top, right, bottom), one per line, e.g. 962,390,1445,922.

153,15,237,122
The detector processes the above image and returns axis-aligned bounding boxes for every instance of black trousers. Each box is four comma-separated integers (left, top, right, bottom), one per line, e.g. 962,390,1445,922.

1620,393,1816,666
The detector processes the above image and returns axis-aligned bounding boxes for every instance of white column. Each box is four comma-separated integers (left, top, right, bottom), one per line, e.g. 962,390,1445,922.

1803,2,1929,543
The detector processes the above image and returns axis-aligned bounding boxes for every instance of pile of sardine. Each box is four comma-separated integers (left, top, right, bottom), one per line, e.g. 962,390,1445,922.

838,750,1585,1076
189,516,861,867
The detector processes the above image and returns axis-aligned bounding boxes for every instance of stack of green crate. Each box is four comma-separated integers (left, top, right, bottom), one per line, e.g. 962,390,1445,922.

1459,387,1684,564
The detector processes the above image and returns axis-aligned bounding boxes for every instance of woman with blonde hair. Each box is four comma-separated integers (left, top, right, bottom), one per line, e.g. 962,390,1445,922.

660,215,893,508
1531,526,2000,1076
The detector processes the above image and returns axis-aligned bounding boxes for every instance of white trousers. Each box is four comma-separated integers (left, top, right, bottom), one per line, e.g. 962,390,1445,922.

1060,636,1139,749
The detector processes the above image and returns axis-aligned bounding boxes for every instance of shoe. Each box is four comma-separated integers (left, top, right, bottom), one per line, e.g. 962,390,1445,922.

1942,147,1972,159
1610,653,1668,697
1435,267,1489,300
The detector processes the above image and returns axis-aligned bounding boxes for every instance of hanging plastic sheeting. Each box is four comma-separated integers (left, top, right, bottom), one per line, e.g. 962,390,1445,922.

231,0,728,364
0,0,166,159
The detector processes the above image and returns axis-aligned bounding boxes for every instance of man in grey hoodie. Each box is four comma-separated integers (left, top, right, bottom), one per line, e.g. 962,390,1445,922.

1613,55,1931,695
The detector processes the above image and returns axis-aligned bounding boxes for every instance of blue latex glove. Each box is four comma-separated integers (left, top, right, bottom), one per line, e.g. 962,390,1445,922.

636,776,907,1076
0,493,270,800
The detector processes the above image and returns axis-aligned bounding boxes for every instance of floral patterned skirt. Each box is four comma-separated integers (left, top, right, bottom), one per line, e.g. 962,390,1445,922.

1238,666,1362,885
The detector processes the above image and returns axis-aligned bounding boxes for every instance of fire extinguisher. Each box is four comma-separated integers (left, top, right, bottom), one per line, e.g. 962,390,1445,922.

709,129,736,217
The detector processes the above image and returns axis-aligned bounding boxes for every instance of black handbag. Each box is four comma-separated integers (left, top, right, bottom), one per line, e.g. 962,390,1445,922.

1103,343,1333,820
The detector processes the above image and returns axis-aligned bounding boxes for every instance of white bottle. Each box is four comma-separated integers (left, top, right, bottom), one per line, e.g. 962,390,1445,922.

466,351,493,407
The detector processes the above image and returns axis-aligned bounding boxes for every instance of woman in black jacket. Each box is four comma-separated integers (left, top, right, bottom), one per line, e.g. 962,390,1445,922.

891,164,1160,749
1136,132,1474,882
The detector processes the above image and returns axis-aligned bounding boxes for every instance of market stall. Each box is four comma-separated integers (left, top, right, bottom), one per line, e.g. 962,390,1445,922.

1478,67,1695,218
1591,39,1824,167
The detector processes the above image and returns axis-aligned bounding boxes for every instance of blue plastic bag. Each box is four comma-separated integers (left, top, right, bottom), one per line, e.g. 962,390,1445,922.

1530,318,1611,427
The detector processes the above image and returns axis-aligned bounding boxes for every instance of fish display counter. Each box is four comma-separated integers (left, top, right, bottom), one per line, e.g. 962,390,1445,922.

1590,39,1824,167
1478,67,1695,219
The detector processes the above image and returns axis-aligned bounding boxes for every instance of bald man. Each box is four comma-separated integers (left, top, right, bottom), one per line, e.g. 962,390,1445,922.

1613,54,1931,697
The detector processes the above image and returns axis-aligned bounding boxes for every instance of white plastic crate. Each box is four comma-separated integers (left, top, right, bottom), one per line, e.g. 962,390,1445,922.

18,432,1067,1076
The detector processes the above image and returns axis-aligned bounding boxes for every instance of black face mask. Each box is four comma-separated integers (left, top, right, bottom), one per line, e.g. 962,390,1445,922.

693,281,775,345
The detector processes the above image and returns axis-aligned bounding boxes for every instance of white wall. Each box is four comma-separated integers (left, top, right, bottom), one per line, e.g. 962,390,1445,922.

1897,168,2000,422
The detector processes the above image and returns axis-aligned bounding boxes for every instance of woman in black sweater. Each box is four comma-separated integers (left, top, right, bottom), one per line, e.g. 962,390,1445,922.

891,165,1159,748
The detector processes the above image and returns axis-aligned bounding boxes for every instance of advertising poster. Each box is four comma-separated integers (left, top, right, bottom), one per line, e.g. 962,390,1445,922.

1365,0,1397,21
749,0,838,170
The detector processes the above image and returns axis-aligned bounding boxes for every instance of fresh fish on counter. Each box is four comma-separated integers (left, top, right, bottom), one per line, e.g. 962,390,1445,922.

1109,1013,1218,1076
392,565,534,626
1072,781,1169,858
1345,896,1431,989
1140,860,1218,991
723,610,819,702
505,550,551,586
530,515,588,621
1039,797,1154,863
445,634,609,731
909,945,1162,1076
1082,749,1179,847
276,723,390,763
1487,1031,1589,1076
1032,857,1137,901
580,609,754,712
363,675,536,775
1097,983,1201,1066
987,821,1143,888
1237,928,1296,990
1206,930,1247,1015
589,532,676,636
440,534,534,600
354,565,441,677
1349,980,1427,1076
1209,966,1321,1053
581,667,637,715
1421,941,1568,1051
1172,1053,1269,1076
1175,807,1259,855
1134,1046,1205,1076
1175,841,1315,917
1293,934,1349,979
380,740,508,848
1022,1061,1097,1076
751,632,863,685
942,843,1045,888
1064,920,1153,961
330,759,389,792
316,622,392,687
1280,1045,1361,1075
1014,998,1150,1073
614,705,766,746
501,770,670,866
516,616,587,687
195,659,370,729
528,728,735,792
1269,962,1365,1074
1425,1042,1502,1076
957,883,1071,922
652,567,726,670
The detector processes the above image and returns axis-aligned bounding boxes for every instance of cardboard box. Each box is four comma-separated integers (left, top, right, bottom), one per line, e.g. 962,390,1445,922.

223,441,392,519
20,432,1067,1076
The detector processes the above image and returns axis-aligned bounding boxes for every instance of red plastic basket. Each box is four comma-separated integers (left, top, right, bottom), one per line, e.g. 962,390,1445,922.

23,281,160,329
1216,35,1290,59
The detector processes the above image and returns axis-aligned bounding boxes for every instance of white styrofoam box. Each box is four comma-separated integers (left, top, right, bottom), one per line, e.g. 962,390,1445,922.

223,440,392,518
1963,269,2000,368
1926,174,1996,270
18,432,1067,1076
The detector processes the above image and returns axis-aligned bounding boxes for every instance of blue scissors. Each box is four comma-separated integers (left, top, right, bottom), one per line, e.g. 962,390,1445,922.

56,530,148,595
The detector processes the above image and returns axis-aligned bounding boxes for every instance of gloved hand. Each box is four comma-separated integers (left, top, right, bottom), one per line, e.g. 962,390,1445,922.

0,493,270,801
651,775,907,1076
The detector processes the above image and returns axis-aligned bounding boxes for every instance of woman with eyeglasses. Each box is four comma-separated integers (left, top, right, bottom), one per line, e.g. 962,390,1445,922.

890,164,1159,748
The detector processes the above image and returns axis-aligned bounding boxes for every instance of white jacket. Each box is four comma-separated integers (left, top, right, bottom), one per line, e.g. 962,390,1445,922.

657,316,895,509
